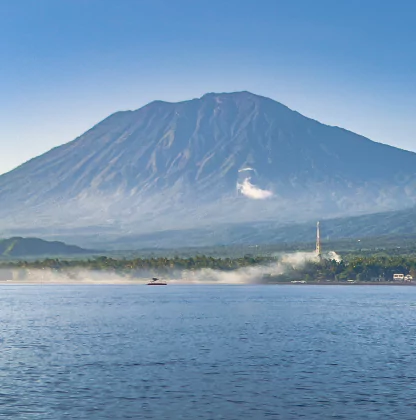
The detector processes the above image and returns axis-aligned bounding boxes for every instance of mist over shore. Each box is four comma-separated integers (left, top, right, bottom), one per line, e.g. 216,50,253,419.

0,250,342,284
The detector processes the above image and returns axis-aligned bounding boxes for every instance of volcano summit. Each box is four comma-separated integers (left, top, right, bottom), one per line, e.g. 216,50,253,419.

1,91,416,241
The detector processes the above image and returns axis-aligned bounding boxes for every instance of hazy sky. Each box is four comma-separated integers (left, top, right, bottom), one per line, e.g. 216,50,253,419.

1,0,416,175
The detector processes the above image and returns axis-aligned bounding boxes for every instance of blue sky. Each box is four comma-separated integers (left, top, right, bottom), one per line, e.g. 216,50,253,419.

1,0,416,174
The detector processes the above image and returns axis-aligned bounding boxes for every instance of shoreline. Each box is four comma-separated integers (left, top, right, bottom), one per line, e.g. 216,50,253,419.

0,280,415,286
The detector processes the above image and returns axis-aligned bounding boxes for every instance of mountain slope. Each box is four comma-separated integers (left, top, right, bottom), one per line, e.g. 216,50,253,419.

1,91,416,235
0,237,94,258
3,206,414,250
80,206,416,249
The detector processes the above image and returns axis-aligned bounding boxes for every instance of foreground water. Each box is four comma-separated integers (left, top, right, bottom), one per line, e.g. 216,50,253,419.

1,285,416,419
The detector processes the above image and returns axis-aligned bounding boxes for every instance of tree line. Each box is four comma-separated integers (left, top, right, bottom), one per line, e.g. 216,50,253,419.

268,256,416,283
1,254,416,282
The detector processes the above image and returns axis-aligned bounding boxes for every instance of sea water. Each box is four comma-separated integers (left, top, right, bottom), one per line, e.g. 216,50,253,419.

1,285,416,419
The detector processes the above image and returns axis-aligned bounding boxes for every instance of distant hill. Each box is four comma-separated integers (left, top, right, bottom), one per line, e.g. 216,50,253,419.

1,205,415,252
1,91,416,240
0,207,407,252
40,206,416,250
0,237,94,258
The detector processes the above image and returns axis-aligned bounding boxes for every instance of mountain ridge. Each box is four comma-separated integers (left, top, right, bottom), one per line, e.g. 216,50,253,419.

1,91,416,239
0,237,95,258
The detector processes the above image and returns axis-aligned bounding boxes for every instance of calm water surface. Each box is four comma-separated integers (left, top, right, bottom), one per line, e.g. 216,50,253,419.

1,285,416,419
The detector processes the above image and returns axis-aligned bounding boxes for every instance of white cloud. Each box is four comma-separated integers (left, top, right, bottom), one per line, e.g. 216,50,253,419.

237,177,273,200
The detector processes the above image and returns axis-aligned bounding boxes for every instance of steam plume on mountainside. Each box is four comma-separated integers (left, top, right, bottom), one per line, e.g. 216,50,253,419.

238,168,256,173
237,178,273,200
237,167,273,200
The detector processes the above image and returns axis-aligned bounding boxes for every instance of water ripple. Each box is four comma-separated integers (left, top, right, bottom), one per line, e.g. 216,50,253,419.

1,285,416,419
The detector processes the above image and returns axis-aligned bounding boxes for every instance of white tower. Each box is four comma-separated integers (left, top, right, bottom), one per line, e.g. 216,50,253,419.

316,221,321,259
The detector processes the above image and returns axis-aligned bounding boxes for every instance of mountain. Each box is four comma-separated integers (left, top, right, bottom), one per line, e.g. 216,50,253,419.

54,207,416,249
0,237,94,258
3,206,414,250
1,91,416,241
15,207,412,250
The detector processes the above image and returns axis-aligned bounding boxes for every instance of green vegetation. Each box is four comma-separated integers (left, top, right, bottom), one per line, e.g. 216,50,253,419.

266,256,416,283
1,254,270,275
1,253,416,283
